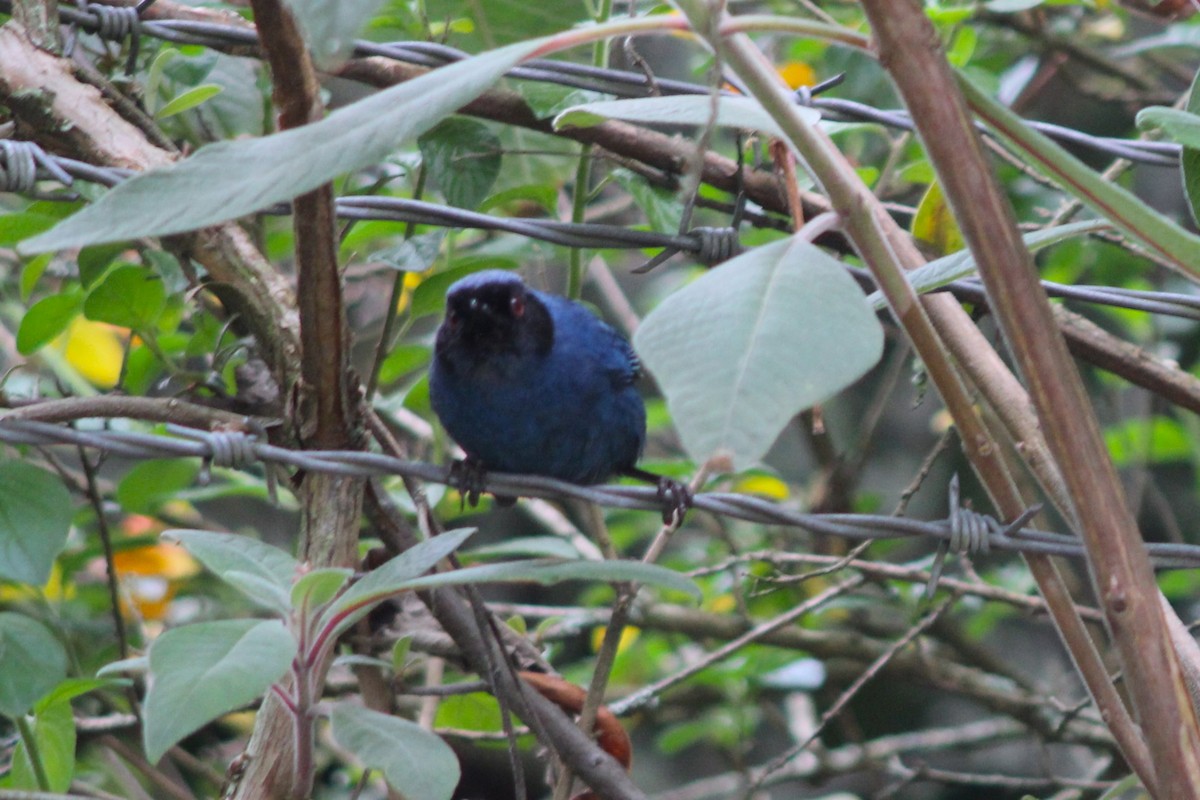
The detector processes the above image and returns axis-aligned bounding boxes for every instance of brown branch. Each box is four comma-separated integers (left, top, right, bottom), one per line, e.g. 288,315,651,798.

1057,305,1200,416
0,395,261,429
860,2,1200,795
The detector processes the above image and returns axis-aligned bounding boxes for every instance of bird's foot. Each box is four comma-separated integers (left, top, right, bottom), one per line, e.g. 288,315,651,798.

447,458,518,509
448,457,488,508
624,468,692,525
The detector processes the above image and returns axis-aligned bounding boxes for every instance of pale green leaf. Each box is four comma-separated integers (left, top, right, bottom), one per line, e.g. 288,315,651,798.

23,38,549,253
0,462,74,585
634,236,883,471
555,94,820,139
143,619,296,763
331,703,459,800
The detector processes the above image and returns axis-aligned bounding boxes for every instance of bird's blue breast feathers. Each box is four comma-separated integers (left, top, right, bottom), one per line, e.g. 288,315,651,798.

429,270,645,484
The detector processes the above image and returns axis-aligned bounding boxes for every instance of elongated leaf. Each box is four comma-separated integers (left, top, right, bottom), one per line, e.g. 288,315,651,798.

0,614,68,718
143,619,296,763
291,567,353,612
22,38,548,253
164,530,298,613
394,558,701,599
156,84,223,119
1138,107,1200,149
960,75,1200,279
1180,69,1200,228
0,461,74,585
555,94,820,139
865,219,1110,310
634,236,883,471
331,703,460,800
319,529,475,639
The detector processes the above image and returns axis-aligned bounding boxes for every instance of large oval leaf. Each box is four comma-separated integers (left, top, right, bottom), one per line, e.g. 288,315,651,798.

634,236,883,471
0,461,74,585
0,613,68,718
143,619,296,763
22,37,548,253
331,703,460,800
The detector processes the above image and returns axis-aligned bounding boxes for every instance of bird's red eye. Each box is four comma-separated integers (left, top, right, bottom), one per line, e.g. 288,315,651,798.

510,295,525,318
446,308,460,328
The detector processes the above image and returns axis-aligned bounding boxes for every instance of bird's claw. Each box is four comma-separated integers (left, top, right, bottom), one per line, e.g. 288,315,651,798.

448,458,488,508
655,477,692,526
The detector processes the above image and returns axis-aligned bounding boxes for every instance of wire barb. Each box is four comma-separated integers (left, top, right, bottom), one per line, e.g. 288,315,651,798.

0,140,38,194
166,424,259,485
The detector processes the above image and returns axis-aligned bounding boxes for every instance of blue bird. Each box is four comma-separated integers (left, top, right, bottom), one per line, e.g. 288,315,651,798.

430,270,647,486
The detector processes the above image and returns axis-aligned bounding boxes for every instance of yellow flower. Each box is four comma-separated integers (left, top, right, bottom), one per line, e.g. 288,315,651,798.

57,317,126,389
776,61,816,90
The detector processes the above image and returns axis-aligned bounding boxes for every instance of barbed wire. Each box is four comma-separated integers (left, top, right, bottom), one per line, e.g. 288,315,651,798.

1,0,1180,167
5,136,1200,320
3,416,1200,570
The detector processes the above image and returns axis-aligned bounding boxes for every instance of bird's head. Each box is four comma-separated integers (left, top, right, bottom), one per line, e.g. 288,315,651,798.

436,270,553,361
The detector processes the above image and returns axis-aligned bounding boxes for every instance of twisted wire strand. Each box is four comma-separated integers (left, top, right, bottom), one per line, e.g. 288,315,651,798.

0,0,1181,167
3,418,1199,569
5,139,1199,319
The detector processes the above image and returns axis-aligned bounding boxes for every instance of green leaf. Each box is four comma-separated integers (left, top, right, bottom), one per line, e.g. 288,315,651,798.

555,95,820,139
23,38,548,253
378,344,431,386
116,460,200,514
0,462,74,585
164,530,298,613
419,118,503,210
634,235,883,471
0,212,61,247
320,529,475,641
77,243,129,288
1105,417,1191,466
19,254,52,301
17,293,82,355
156,84,223,119
372,231,446,272
97,655,149,677
1180,69,1200,228
284,0,387,67
143,619,296,763
330,703,460,800
0,614,68,717
36,677,121,709
409,262,515,319
911,181,964,256
396,558,701,599
423,0,584,49
463,536,582,561
291,567,354,612
9,693,75,791
83,266,166,331
1138,107,1200,149
611,168,683,235
866,219,1110,310
960,75,1200,279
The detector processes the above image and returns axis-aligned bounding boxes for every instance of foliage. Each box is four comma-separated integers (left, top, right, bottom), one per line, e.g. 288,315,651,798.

2,0,1200,798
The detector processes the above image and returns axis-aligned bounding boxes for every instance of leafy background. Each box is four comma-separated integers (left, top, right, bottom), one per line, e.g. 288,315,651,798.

3,0,1200,799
